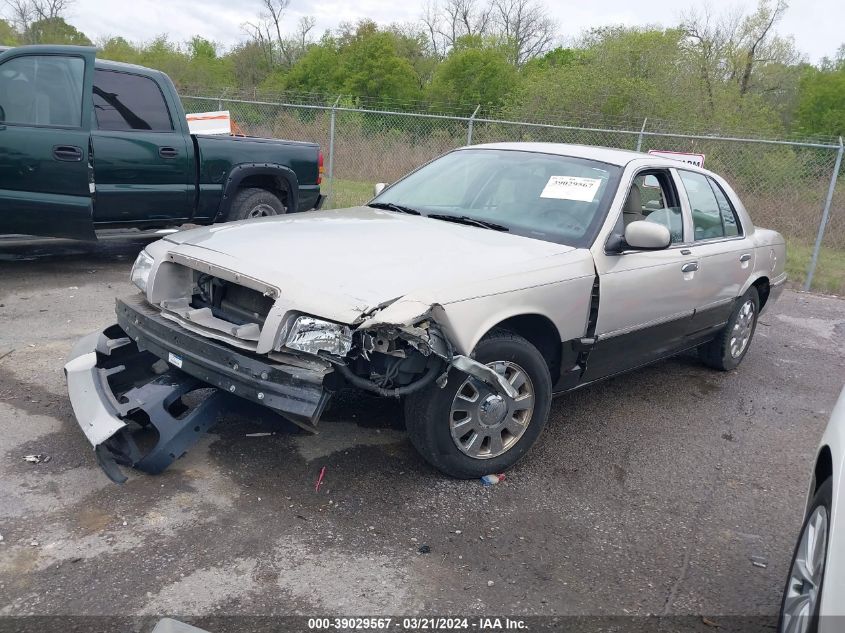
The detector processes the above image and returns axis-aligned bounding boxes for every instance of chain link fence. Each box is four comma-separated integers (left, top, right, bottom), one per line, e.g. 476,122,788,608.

181,94,845,295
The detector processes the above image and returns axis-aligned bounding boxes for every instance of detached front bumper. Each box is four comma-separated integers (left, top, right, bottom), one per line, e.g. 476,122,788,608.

64,295,332,482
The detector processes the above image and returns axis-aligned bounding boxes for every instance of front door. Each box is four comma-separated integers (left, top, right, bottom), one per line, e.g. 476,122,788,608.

585,168,698,381
0,48,95,240
90,68,190,225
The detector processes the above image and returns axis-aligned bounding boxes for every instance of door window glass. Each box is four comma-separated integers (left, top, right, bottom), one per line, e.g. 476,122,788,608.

0,55,84,126
624,171,684,243
709,178,742,237
679,171,725,240
93,70,173,131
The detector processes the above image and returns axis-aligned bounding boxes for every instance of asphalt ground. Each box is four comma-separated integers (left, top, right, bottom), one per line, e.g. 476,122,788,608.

0,233,843,630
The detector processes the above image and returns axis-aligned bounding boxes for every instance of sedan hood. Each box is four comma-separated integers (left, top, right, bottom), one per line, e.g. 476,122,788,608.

163,207,588,322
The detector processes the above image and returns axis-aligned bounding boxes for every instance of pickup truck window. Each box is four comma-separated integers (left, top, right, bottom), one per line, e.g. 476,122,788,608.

93,69,173,132
0,55,84,127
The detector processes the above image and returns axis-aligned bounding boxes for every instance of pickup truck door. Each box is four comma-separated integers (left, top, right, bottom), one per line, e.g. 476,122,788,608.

585,168,699,381
0,47,96,240
90,69,191,225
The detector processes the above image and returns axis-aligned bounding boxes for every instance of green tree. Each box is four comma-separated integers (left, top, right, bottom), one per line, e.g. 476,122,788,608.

281,41,343,94
427,36,517,108
795,66,845,137
338,22,421,102
98,36,139,63
26,17,91,45
0,18,18,45
227,41,274,90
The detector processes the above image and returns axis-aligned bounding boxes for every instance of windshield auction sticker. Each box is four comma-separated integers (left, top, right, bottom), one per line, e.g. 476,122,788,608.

540,176,602,202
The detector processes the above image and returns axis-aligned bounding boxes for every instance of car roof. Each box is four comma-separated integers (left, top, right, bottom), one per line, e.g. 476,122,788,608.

466,142,677,168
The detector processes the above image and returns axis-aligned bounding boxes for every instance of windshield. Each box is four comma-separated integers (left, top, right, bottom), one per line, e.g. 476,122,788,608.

371,148,622,247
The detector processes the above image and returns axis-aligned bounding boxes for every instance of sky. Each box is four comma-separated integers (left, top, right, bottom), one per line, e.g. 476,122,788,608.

54,0,843,64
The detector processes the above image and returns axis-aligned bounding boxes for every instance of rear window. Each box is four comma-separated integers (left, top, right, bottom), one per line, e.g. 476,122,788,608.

93,69,173,132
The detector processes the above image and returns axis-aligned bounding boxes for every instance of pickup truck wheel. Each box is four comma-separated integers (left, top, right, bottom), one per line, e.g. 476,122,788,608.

698,286,760,371
229,187,287,221
404,329,552,479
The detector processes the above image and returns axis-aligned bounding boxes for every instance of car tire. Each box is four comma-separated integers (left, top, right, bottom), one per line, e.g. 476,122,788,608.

777,477,832,633
404,329,552,479
228,187,287,221
698,286,760,371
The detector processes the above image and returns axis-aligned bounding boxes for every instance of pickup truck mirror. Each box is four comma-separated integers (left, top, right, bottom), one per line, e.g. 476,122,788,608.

373,183,388,196
623,221,671,250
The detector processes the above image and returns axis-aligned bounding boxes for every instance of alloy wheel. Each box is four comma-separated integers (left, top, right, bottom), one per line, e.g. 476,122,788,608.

780,505,828,633
449,361,535,459
730,299,756,358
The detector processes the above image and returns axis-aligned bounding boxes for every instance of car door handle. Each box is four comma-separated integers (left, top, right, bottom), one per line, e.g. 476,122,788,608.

681,262,699,273
739,253,752,263
53,145,83,162
158,146,179,159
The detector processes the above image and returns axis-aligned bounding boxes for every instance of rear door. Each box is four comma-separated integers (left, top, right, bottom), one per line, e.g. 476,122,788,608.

676,170,755,338
91,69,191,225
0,47,96,239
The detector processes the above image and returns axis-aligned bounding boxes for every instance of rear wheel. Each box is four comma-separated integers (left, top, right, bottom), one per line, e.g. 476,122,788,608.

698,286,759,371
228,187,287,221
778,478,831,633
404,330,552,479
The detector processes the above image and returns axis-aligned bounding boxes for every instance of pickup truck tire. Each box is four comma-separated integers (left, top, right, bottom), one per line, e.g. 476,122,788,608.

404,329,552,479
229,188,287,221
698,286,760,371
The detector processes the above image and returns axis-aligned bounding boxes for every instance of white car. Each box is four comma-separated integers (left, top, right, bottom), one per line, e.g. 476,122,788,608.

779,386,845,633
64,143,787,482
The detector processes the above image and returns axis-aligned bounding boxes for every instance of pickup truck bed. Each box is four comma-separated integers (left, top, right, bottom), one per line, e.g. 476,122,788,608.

0,45,323,240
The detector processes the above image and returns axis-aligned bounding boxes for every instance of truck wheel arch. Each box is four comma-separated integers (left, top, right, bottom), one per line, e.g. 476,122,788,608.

217,164,300,221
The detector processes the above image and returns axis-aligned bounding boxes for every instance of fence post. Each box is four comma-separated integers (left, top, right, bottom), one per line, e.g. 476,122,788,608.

636,118,648,152
217,87,228,111
805,136,844,291
325,96,341,209
467,105,481,145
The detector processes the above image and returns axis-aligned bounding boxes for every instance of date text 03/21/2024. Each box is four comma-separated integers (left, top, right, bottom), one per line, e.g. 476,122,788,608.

306,617,528,630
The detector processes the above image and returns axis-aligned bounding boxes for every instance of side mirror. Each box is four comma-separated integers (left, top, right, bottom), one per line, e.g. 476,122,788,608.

624,221,671,250
373,182,388,196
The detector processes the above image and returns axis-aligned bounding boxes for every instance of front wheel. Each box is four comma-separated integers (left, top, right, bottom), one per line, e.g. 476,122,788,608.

778,478,831,633
698,286,760,371
404,329,552,479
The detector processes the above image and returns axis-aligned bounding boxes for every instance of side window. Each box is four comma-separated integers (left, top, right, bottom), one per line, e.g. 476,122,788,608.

623,171,684,243
93,70,173,132
0,55,84,127
679,171,725,241
708,178,741,237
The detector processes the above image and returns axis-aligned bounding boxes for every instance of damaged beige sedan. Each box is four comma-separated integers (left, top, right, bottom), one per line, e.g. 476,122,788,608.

65,143,787,482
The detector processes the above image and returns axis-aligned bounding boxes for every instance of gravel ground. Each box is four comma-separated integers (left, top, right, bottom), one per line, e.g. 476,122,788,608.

0,234,843,628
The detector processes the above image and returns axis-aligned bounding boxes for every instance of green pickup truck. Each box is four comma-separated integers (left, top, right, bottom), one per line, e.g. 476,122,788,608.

0,45,323,240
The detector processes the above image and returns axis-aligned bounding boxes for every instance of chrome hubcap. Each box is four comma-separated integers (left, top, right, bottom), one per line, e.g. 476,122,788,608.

449,361,534,459
248,203,277,218
780,506,828,633
730,299,755,358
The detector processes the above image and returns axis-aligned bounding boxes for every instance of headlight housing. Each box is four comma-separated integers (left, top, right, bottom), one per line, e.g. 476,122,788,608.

285,315,352,357
130,250,154,293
